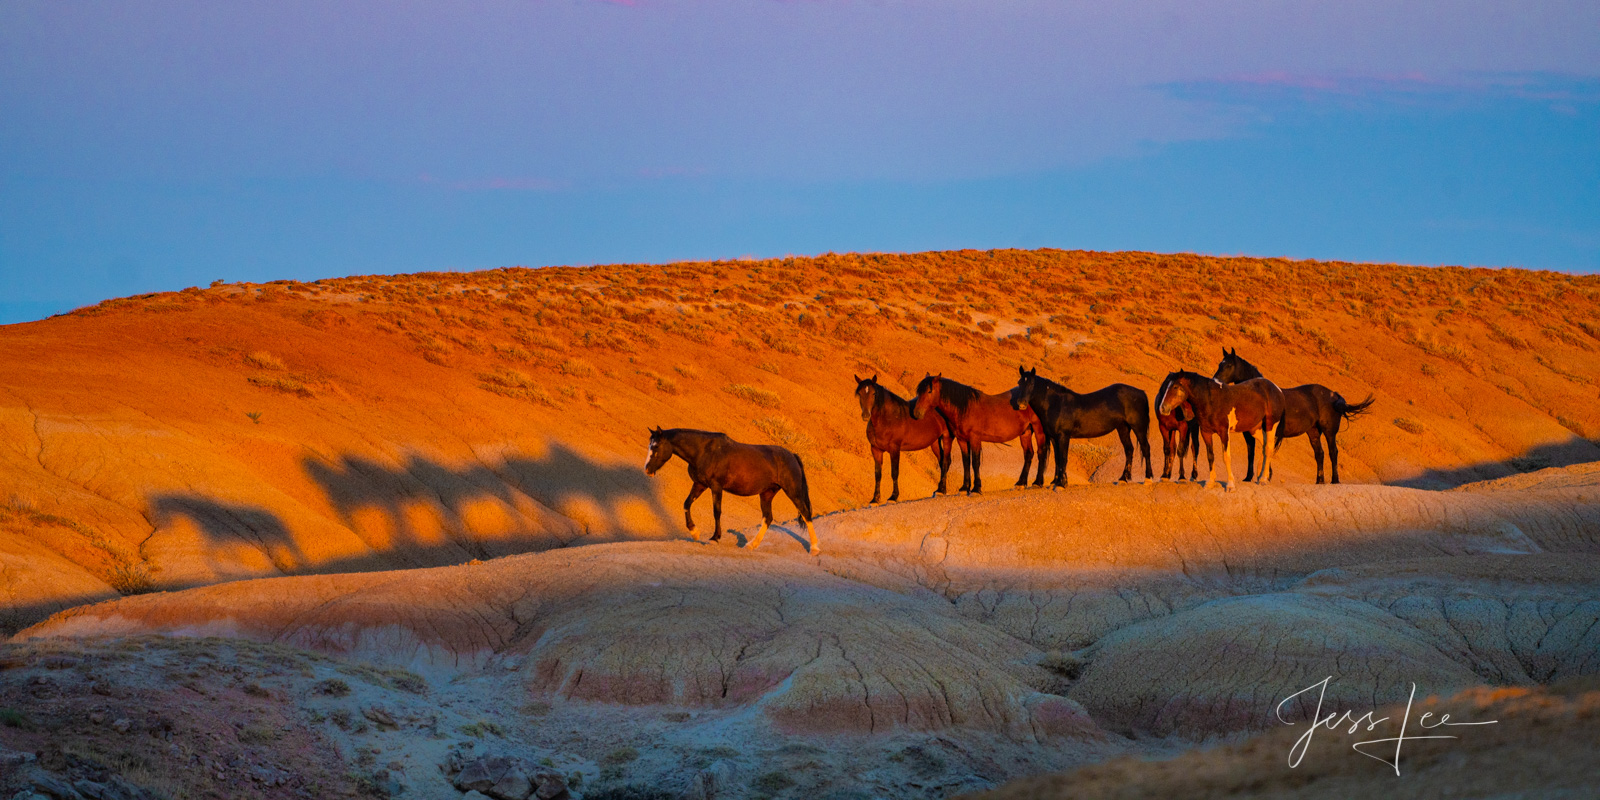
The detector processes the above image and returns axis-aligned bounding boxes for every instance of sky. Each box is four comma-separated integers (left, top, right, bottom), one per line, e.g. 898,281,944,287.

2,1,1597,324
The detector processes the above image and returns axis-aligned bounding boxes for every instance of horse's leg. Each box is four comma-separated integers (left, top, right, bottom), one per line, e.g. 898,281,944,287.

869,448,885,504
1139,423,1154,482
683,483,707,539
1116,426,1135,483
1203,432,1217,488
1187,421,1200,481
1258,420,1275,485
710,488,724,542
748,488,777,549
1328,428,1341,484
957,439,972,493
969,440,984,494
1241,431,1256,483
934,437,952,496
1161,427,1175,481
1053,434,1070,488
1015,432,1034,488
1308,428,1326,484
888,450,902,502
1223,430,1237,492
1032,428,1049,487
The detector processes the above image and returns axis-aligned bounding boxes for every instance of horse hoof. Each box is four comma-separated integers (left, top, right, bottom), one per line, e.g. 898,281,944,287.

1225,483,1237,493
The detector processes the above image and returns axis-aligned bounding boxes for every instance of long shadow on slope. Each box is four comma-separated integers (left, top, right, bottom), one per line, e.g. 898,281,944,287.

1390,435,1600,489
303,444,675,553
150,496,305,573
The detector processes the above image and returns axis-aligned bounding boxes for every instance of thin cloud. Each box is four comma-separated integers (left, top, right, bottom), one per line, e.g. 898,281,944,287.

417,173,568,192
1184,71,1600,105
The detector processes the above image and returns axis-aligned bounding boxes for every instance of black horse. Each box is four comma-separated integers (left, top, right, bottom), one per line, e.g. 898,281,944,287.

1010,367,1153,487
854,375,955,503
644,427,819,554
1212,348,1375,484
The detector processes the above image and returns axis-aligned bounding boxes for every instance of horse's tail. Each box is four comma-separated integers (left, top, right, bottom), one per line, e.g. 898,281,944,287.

1334,393,1376,423
793,453,814,522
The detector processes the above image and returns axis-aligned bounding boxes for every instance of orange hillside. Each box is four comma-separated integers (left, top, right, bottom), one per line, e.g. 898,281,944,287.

2,248,1598,631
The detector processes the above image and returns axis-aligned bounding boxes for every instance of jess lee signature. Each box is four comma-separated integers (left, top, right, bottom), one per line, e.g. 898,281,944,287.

1276,676,1498,775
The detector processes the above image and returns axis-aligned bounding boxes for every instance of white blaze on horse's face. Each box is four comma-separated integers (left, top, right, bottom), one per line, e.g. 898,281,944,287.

646,439,658,472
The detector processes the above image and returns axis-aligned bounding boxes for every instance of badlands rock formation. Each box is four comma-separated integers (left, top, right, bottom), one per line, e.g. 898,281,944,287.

5,251,1600,797
16,471,1600,796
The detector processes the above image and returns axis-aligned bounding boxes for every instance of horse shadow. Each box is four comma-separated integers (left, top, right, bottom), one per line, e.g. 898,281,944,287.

302,444,676,550
1390,435,1600,489
149,495,304,574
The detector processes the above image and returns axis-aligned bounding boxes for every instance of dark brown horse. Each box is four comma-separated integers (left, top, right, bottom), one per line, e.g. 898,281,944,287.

1155,371,1201,481
912,374,1045,494
854,374,955,503
1212,348,1375,484
644,427,819,554
1010,367,1152,487
1156,371,1285,491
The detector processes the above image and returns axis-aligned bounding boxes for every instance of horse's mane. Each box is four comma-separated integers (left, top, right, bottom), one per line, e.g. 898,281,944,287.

662,428,729,442
1030,372,1069,394
935,377,978,413
873,382,910,409
1222,353,1265,380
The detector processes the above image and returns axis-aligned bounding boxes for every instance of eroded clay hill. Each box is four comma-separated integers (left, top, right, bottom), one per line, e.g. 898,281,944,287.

22,476,1600,741
4,249,1600,628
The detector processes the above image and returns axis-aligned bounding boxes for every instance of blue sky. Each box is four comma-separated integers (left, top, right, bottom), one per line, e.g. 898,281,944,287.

2,1,1597,323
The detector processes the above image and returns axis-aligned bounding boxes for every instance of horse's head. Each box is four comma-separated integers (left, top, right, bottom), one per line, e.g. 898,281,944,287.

1157,372,1192,416
644,427,672,476
1156,372,1189,420
1213,347,1247,384
854,374,878,422
1012,365,1043,410
911,373,942,420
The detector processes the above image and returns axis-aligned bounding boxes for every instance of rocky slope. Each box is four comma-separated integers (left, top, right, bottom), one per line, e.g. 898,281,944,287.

12,471,1600,797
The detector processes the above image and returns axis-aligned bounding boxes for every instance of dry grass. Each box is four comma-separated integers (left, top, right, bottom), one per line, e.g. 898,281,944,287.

247,375,313,397
243,351,284,370
723,384,781,408
0,499,153,595
559,358,597,377
477,368,558,407
1393,417,1426,434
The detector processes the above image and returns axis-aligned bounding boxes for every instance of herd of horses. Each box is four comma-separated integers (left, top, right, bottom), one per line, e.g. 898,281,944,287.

644,349,1374,555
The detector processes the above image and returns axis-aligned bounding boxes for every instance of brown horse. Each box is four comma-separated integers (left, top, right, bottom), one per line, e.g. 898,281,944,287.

1156,371,1285,491
854,374,955,503
1212,348,1376,483
1155,371,1201,481
644,427,819,554
912,374,1045,494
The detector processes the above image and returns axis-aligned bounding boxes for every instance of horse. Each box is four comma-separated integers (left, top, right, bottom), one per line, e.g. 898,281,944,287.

854,374,956,503
1212,348,1376,484
644,427,819,555
912,374,1045,495
1155,371,1202,481
1010,367,1152,487
1156,371,1285,491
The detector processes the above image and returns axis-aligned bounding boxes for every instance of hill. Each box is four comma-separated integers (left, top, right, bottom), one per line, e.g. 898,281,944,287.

4,249,1600,629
